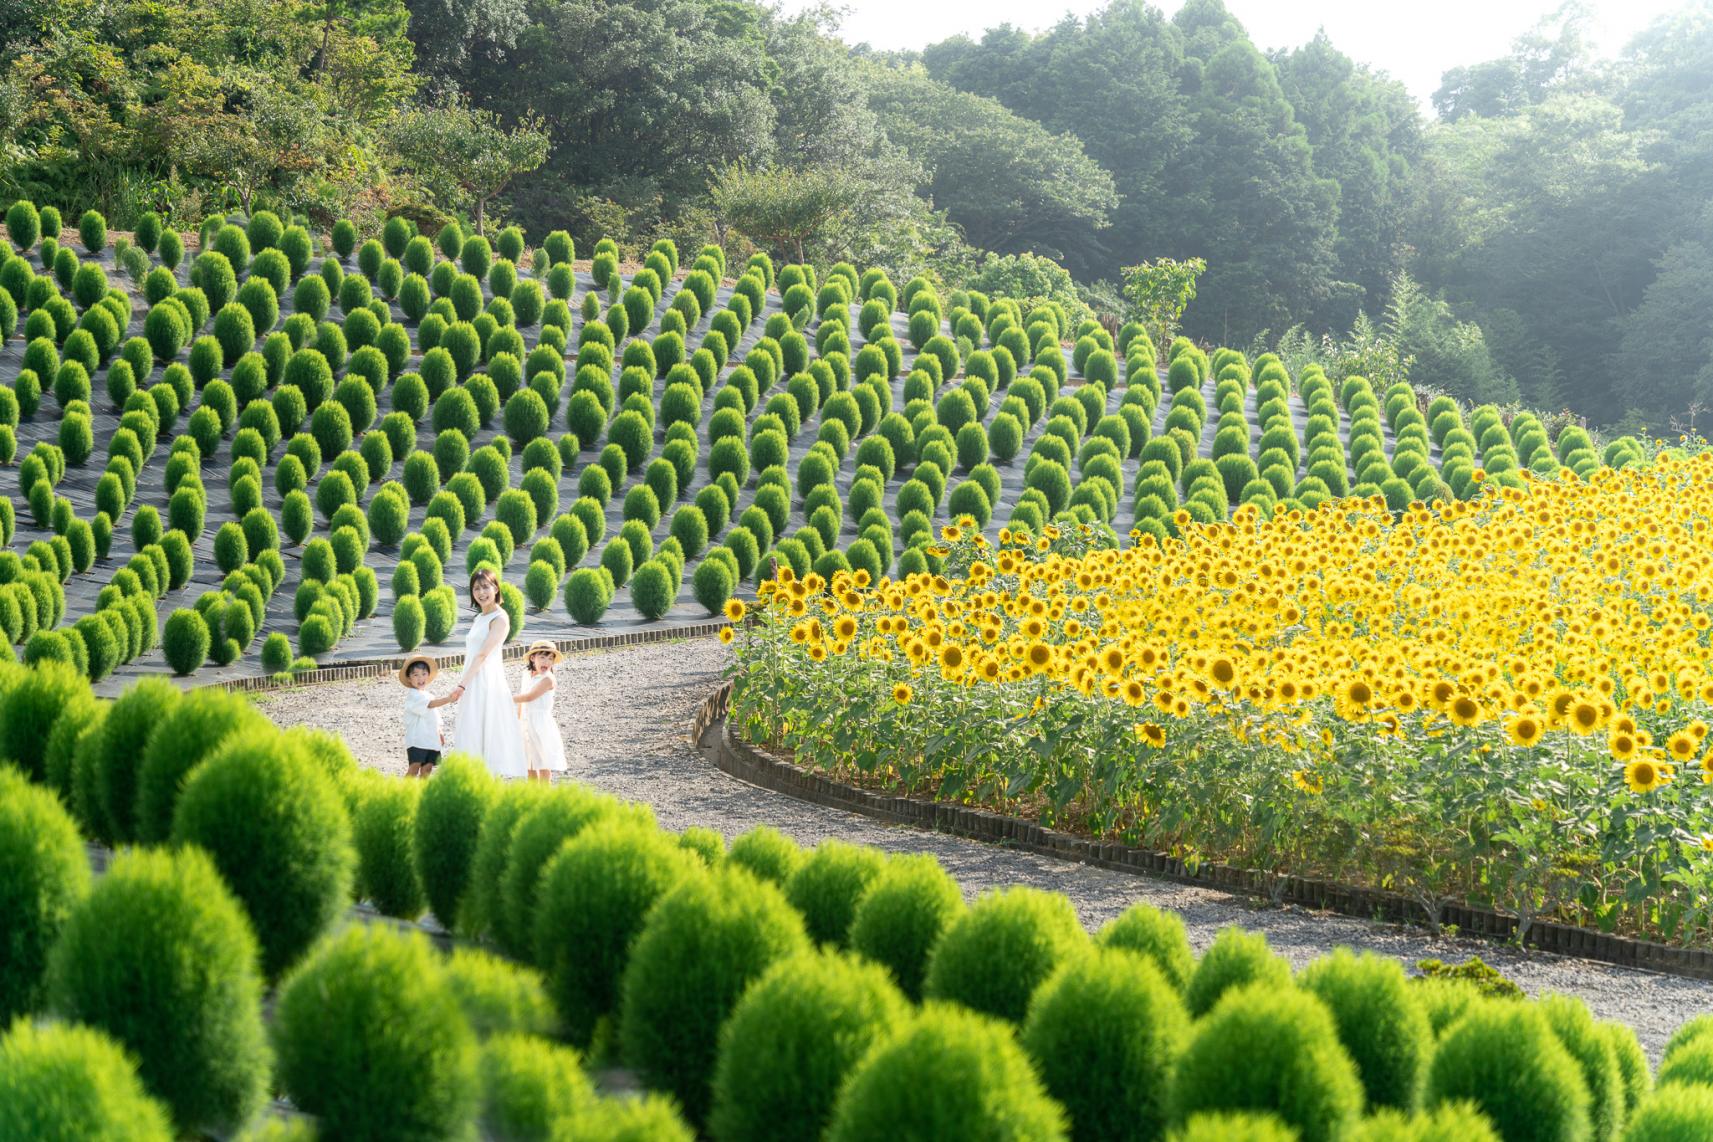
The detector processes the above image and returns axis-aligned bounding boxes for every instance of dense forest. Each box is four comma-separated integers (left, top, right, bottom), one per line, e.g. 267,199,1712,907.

2,0,1710,432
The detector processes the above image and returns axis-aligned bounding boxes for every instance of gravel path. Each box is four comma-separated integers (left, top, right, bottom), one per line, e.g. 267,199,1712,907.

259,636,1713,1057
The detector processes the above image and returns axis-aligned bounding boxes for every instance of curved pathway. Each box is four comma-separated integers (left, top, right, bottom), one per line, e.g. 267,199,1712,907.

258,636,1713,1057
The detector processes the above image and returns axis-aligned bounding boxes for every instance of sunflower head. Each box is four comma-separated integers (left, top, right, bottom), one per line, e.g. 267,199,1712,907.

724,599,747,623
892,683,913,706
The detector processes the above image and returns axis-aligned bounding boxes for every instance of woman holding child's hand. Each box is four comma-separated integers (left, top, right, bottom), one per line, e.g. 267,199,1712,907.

449,568,526,779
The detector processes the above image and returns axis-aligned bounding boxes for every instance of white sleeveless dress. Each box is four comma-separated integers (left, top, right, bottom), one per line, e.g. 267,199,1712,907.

519,676,567,772
453,609,527,779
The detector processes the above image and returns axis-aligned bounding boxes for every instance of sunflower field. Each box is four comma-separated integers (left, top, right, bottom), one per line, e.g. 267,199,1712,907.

729,452,1713,944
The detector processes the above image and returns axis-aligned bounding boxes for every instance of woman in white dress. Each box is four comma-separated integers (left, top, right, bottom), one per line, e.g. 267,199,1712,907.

513,639,567,782
452,568,527,779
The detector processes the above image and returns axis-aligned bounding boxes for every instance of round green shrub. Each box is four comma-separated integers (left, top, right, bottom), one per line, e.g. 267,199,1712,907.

1425,1002,1592,1142
847,852,963,1001
630,559,676,620
1297,949,1432,1113
1172,983,1362,1142
923,886,1087,1023
691,556,735,614
1097,903,1194,993
1185,926,1293,1018
535,821,701,1045
352,774,425,919
171,730,355,979
0,767,90,1025
785,839,886,949
565,567,612,624
0,1018,174,1141
133,688,267,844
620,866,811,1125
826,1003,1068,1142
1023,947,1188,1142
1622,1084,1713,1142
1539,994,1624,1142
0,658,89,784
413,754,496,930
711,949,908,1142
274,925,480,1141
80,677,177,846
477,1031,595,1139
392,592,425,650
47,846,269,1135
497,788,647,960
725,825,802,886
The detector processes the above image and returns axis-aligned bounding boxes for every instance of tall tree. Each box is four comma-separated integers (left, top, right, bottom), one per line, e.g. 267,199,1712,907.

391,98,549,233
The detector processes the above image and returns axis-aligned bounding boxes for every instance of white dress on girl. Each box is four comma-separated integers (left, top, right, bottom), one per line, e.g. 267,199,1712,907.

519,674,567,773
453,609,527,778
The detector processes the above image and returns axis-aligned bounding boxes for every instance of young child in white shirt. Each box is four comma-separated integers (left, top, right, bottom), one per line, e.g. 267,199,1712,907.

400,654,462,778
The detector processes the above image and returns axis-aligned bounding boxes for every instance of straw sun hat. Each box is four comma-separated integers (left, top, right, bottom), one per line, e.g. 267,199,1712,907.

397,654,438,686
524,640,565,666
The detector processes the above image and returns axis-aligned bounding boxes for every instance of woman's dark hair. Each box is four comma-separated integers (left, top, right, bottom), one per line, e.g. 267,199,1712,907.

468,567,501,611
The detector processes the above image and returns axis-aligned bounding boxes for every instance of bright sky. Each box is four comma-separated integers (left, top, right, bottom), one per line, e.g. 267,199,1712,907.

792,0,1688,107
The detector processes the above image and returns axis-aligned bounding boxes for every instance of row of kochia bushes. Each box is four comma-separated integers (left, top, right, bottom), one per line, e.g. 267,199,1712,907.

6,659,1713,1141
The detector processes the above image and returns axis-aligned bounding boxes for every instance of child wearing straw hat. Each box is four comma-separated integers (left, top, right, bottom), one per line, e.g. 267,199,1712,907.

513,640,566,782
399,654,461,778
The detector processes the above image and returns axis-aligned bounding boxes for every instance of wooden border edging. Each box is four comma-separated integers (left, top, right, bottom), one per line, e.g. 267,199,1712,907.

204,620,732,695
696,682,1713,980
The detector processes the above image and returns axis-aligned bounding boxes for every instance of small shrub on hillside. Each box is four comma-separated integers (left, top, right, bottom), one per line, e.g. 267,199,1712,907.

565,567,613,624
274,925,480,1141
478,1032,596,1140
87,678,178,846
1298,949,1432,1113
498,787,646,960
1539,993,1625,1142
710,950,908,1142
848,852,964,1001
923,886,1087,1023
1186,926,1293,1017
1621,1085,1713,1142
1171,983,1363,1142
630,559,677,620
826,1003,1068,1142
1023,947,1189,1142
443,946,556,1038
171,730,355,978
352,774,426,919
727,824,803,886
535,821,702,1045
1425,1002,1592,1142
458,783,549,940
0,1019,174,1141
134,688,268,843
785,839,886,948
0,658,90,784
1097,902,1194,993
0,768,90,1026
620,866,811,1125
407,754,495,929
47,847,269,1136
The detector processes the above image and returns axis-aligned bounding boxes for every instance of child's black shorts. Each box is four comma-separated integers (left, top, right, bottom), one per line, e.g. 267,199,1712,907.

407,747,441,768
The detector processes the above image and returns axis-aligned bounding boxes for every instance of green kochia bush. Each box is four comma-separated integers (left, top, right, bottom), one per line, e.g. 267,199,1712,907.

620,866,811,1125
87,677,178,846
923,886,1087,1023
497,786,648,960
47,847,270,1136
785,839,886,948
134,688,268,844
710,950,908,1142
0,658,91,784
1097,902,1195,993
413,755,496,929
535,821,702,1046
459,783,547,941
826,1003,1068,1142
1298,949,1432,1114
1623,1085,1713,1142
1426,1002,1592,1142
726,824,803,886
353,774,426,920
1023,947,1188,1142
1171,984,1363,1142
1185,926,1293,1017
848,852,964,1001
0,768,90,1026
274,925,480,1141
0,1018,175,1140
170,730,356,979
478,1032,596,1139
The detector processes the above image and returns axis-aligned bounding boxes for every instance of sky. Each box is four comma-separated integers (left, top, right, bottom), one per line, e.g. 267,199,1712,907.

785,0,1688,106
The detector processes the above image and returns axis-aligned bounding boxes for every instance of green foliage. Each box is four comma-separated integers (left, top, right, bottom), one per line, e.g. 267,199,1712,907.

0,767,90,1026
826,1003,1069,1142
352,774,426,919
1186,926,1293,1018
47,846,269,1136
620,866,811,1125
0,1018,173,1141
1298,949,1433,1113
1097,902,1194,993
171,730,356,978
477,1032,595,1139
1022,947,1188,1142
134,688,268,843
535,821,701,1045
274,925,480,1141
711,949,909,1142
784,838,886,948
1426,1002,1592,1142
923,886,1086,1023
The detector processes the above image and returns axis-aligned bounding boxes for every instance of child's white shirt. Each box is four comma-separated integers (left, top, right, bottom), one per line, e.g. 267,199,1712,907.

402,688,442,751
